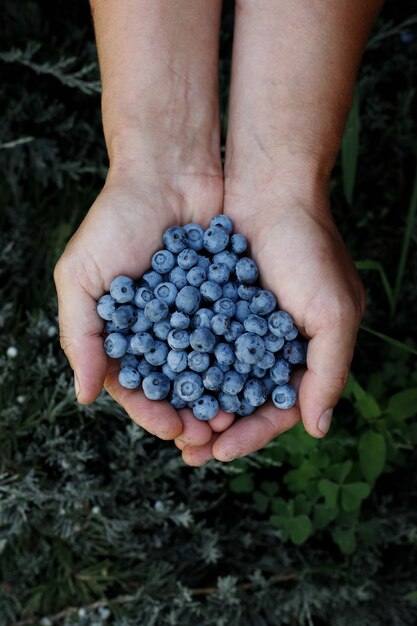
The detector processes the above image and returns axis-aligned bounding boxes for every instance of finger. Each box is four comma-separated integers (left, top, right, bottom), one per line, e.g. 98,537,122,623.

104,368,183,440
299,322,357,438
54,262,107,404
212,369,304,461
176,409,213,446
209,409,235,432
181,433,221,466
174,439,186,450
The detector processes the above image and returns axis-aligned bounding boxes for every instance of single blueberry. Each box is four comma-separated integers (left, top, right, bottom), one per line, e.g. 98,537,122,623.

177,248,198,270
262,374,276,396
230,233,248,255
214,342,235,366
270,358,291,385
214,298,236,318
202,365,224,391
154,282,178,306
190,327,217,352
264,332,285,353
97,294,117,321
120,353,139,369
268,311,294,337
151,249,176,274
243,378,267,407
167,328,190,351
196,255,211,272
243,314,268,336
170,311,190,329
208,262,230,285
251,365,267,378
130,331,155,355
283,339,307,365
162,363,178,381
249,290,277,316
144,340,169,366
144,299,169,322
153,319,172,340
222,281,239,302
134,286,155,309
213,251,239,273
234,359,252,374
192,308,214,329
203,225,229,253
142,373,171,400
111,305,137,330
110,276,135,303
186,266,207,287
200,280,223,302
170,391,187,410
169,266,188,290
211,313,231,336
235,257,259,285
235,299,251,323
105,321,129,335
236,398,256,416
137,359,156,378
192,395,219,420
216,361,231,373
104,332,128,358
257,350,275,370
188,350,210,373
119,367,141,389
210,214,233,233
218,392,240,413
175,285,201,315
285,326,299,341
142,270,164,290
162,225,188,253
174,371,204,402
237,285,259,301
272,384,297,409
167,349,188,373
222,371,245,395
235,332,266,364
183,223,205,251
224,320,245,343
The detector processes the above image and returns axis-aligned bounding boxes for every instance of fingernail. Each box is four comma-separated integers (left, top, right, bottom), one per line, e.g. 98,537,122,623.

74,373,80,399
318,409,333,434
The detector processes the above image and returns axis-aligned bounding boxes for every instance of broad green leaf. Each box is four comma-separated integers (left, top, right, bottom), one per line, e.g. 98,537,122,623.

270,515,290,541
260,481,279,497
229,473,254,494
387,388,417,420
332,526,357,555
271,497,288,516
289,515,313,545
329,460,353,484
341,482,371,512
293,493,312,516
253,491,270,514
341,88,360,206
352,379,382,420
318,479,340,509
313,504,338,530
358,430,386,482
284,460,320,492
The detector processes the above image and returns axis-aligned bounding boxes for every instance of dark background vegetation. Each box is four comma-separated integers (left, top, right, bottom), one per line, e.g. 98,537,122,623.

1,1,417,624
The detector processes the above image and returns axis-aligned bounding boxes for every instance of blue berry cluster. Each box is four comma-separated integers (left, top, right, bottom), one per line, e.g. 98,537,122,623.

96,216,307,421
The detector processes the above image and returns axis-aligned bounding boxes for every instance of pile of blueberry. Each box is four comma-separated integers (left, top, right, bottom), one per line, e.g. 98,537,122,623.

96,216,307,421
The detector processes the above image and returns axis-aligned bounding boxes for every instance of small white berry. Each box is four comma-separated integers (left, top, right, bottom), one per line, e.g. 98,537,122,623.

47,326,57,337
154,500,165,512
78,608,87,618
16,395,26,404
92,506,101,515
7,346,18,358
40,618,53,626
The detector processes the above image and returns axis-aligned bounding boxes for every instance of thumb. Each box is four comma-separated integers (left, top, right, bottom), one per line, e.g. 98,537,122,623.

54,260,108,403
298,320,358,438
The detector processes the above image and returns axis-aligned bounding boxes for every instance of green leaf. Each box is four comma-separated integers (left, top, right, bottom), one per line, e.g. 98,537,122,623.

358,430,386,482
387,388,417,420
253,491,270,514
332,526,357,555
329,460,353,484
270,515,290,541
318,479,340,509
341,88,360,205
404,591,417,602
229,473,254,494
260,481,279,497
341,482,371,512
289,515,313,545
358,518,381,546
351,379,382,420
284,460,320,492
360,326,417,356
271,497,288,516
313,504,338,530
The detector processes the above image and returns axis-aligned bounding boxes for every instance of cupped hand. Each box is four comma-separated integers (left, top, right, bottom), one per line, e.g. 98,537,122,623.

54,166,228,443
177,190,365,465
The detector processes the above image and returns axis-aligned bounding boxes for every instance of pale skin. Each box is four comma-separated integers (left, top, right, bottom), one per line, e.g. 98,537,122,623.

54,0,381,465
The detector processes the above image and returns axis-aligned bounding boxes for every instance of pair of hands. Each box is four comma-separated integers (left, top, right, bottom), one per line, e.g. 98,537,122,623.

54,164,365,466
